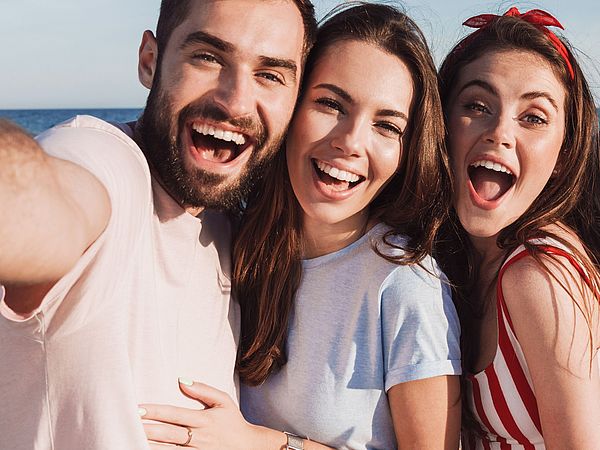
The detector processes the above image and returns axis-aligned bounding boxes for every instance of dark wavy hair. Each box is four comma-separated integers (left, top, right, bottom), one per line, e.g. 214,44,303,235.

437,12,600,432
155,0,317,64
234,2,451,385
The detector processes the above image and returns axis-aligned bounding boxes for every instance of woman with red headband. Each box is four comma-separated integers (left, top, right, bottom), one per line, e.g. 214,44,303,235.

437,7,600,448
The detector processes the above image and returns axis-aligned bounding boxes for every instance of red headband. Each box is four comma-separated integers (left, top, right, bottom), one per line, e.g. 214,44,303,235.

461,7,575,79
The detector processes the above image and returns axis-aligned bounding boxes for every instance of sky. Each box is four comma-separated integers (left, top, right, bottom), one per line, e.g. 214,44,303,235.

1,0,598,109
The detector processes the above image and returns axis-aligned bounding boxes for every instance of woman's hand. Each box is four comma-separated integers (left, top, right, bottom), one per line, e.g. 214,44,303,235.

139,378,262,449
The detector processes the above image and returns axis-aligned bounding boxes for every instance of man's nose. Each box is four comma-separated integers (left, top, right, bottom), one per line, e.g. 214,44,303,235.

212,69,255,119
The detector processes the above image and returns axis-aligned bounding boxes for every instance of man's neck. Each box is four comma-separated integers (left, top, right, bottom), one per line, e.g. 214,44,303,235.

132,120,206,218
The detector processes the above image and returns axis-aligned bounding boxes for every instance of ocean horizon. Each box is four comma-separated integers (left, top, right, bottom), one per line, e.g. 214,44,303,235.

2,108,600,137
0,108,143,136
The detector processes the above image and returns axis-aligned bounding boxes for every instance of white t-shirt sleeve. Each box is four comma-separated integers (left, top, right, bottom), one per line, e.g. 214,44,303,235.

380,258,461,391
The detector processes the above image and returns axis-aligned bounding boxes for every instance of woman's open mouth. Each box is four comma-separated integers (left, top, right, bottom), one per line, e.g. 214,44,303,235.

468,159,515,202
312,159,365,192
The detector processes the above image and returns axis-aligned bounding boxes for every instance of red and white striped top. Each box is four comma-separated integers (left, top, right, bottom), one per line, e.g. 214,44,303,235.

462,244,593,450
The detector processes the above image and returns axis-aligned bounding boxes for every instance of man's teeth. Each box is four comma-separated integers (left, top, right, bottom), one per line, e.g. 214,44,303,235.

192,123,246,145
316,160,360,182
470,160,512,175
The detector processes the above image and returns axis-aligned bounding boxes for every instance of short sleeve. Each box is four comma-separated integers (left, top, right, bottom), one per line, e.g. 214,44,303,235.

37,116,151,206
380,258,461,391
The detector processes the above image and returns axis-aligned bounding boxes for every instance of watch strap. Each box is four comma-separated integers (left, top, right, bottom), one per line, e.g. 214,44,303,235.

284,431,305,450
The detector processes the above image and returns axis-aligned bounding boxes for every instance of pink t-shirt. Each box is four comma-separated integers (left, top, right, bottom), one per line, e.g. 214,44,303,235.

0,116,239,449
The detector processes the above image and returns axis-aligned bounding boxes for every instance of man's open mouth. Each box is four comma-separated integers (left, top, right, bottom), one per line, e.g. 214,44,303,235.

468,159,515,201
312,159,365,192
190,122,252,164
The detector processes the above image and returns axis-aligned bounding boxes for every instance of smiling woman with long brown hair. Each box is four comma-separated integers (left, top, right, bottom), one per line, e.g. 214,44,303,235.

137,3,461,449
437,7,600,449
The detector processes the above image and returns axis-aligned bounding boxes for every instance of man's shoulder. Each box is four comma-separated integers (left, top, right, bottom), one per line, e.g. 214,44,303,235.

37,115,150,185
39,115,138,150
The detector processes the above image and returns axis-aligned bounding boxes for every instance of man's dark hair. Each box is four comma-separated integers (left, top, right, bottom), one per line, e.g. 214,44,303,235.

155,0,317,63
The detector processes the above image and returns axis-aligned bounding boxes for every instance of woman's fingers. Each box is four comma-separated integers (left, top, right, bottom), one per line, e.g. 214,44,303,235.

149,443,180,450
144,422,194,447
139,404,205,427
148,444,176,450
178,378,234,408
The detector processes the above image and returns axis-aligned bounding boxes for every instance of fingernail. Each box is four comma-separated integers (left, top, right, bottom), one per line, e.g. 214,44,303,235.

138,407,147,417
178,377,194,386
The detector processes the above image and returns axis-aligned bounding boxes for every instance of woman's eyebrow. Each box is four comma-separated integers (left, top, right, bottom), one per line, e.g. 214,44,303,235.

457,79,497,97
521,91,559,111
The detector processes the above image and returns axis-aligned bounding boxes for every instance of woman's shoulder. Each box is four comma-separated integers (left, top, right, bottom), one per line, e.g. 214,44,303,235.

505,223,590,273
500,224,600,350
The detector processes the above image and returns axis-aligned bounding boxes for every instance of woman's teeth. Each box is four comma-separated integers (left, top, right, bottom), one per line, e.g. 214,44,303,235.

470,159,512,175
315,160,361,182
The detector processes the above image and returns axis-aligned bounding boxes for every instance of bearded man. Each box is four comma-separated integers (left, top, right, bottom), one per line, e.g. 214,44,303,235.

0,1,316,448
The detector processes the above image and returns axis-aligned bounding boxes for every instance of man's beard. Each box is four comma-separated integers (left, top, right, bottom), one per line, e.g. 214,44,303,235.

137,80,284,213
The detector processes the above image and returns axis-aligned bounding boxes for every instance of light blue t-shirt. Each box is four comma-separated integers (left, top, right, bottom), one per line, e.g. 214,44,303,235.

241,224,461,449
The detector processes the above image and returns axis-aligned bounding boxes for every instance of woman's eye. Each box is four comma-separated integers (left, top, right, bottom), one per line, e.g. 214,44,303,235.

465,101,488,113
522,114,548,126
375,122,403,138
315,97,344,113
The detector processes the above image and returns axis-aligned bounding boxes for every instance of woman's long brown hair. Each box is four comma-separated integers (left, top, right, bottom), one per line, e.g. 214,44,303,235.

437,14,600,432
234,2,451,385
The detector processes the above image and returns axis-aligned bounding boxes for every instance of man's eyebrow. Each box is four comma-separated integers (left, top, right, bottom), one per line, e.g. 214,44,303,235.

180,31,233,53
258,56,298,83
457,79,498,97
521,91,559,111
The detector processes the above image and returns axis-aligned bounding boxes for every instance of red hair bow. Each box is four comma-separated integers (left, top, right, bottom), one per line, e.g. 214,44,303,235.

462,7,574,79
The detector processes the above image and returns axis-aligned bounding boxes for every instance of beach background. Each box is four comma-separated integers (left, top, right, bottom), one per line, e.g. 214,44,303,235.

1,108,599,138
1,0,598,133
0,109,142,136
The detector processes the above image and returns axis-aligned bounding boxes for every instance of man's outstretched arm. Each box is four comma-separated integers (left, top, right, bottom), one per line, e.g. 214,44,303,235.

0,119,110,312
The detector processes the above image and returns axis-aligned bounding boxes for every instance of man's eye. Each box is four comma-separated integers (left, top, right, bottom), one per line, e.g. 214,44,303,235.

257,72,284,85
191,53,219,64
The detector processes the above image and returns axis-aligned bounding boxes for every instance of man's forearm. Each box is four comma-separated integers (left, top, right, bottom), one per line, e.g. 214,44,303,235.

0,120,109,286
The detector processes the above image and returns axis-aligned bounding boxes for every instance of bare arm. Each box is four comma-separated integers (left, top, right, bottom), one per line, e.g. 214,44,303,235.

503,253,600,449
0,120,110,311
388,375,461,449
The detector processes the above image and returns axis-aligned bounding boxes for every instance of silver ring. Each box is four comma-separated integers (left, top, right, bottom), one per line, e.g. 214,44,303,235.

179,426,193,446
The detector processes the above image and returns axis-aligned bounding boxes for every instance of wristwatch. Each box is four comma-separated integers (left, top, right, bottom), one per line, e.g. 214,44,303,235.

284,431,306,450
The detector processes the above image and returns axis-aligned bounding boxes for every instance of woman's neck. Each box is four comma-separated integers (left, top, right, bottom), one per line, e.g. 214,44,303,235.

469,234,506,269
301,212,372,259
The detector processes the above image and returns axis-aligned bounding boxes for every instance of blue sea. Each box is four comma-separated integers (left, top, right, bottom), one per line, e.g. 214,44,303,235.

2,108,599,137
0,109,143,136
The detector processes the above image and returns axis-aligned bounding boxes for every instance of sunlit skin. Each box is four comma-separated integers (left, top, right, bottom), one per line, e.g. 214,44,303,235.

286,40,414,257
138,0,305,214
139,37,461,450
447,50,566,261
447,49,600,449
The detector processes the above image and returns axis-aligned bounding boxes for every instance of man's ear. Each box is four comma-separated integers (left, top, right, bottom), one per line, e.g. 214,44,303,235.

138,30,158,89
